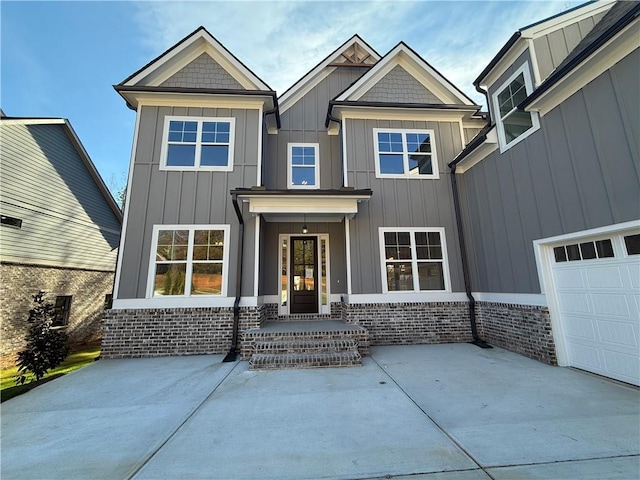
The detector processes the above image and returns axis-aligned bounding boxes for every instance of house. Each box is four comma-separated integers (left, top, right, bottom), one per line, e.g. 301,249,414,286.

0,116,122,367
452,0,639,385
104,0,639,384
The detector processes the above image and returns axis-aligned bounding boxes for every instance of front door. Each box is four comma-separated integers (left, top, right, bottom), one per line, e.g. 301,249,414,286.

290,236,318,314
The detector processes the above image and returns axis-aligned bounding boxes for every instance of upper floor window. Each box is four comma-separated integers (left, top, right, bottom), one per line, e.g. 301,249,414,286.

373,129,438,179
288,143,319,189
53,295,72,327
160,116,235,171
379,227,450,293
492,63,539,151
148,225,230,297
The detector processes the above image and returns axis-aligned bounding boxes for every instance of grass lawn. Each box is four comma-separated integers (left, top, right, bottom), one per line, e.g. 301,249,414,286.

1,347,101,402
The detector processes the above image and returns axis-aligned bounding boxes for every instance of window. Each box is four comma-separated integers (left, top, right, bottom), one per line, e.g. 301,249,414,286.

492,63,539,151
624,234,640,255
553,239,614,262
149,225,230,297
373,129,438,178
53,296,72,327
1,215,22,228
288,143,319,188
379,228,450,293
160,116,235,170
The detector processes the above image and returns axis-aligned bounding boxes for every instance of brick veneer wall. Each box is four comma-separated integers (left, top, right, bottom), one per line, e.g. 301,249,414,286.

0,262,113,368
263,302,342,322
476,301,556,365
342,301,473,345
101,305,265,359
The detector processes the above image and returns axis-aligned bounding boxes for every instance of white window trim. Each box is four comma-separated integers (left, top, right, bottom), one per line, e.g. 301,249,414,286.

373,128,439,179
492,63,540,153
287,143,320,189
159,116,235,171
378,227,451,294
146,224,231,298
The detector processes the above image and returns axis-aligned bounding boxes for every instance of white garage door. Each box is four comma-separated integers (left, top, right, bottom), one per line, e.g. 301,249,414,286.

550,232,640,385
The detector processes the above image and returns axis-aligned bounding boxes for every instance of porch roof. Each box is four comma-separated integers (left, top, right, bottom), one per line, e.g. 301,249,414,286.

230,188,372,222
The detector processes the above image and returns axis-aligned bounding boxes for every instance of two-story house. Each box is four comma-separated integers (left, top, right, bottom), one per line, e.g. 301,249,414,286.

104,0,639,384
0,116,122,367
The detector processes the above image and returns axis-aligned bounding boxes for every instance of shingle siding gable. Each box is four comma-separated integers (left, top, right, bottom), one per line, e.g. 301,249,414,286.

359,65,443,104
159,53,244,89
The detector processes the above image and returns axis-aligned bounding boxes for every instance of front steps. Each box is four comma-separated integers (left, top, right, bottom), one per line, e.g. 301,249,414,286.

242,321,369,370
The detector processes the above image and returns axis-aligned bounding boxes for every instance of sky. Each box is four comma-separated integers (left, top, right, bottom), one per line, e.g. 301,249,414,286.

1,0,583,197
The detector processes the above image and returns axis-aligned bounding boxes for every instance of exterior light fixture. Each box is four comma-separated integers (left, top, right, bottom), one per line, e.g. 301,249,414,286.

302,214,308,234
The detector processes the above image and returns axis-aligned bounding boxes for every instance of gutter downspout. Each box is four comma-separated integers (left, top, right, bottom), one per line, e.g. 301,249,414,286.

224,193,245,362
450,163,491,349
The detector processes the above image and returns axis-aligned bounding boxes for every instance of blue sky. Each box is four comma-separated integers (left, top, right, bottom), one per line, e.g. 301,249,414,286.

2,0,582,195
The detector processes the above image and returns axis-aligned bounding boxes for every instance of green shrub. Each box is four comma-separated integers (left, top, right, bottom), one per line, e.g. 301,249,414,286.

15,291,70,385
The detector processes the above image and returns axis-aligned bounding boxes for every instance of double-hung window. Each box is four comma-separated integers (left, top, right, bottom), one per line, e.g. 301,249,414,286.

149,225,230,297
161,116,235,170
373,129,438,179
379,227,450,293
288,143,319,189
492,63,539,151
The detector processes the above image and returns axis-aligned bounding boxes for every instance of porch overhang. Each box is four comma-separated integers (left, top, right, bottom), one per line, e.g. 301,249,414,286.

231,188,372,222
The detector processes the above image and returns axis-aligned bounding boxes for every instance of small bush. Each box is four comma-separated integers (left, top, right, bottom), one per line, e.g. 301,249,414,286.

15,291,70,385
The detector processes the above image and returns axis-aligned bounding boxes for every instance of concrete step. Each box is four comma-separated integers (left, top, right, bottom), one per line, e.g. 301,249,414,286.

254,338,358,355
250,351,362,370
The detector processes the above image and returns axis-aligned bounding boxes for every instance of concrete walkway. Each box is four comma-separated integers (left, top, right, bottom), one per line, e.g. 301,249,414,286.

2,344,638,479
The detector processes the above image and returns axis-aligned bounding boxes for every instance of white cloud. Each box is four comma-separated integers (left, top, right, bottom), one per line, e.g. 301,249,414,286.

133,0,582,103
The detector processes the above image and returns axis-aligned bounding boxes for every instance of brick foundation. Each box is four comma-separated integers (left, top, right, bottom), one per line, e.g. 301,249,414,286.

342,301,473,345
0,262,113,368
476,301,556,365
101,305,265,359
262,302,342,322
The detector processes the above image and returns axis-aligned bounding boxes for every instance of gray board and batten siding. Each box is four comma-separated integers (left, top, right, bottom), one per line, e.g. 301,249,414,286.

344,118,467,295
533,10,607,82
0,122,121,271
458,48,640,295
115,105,261,299
264,67,370,190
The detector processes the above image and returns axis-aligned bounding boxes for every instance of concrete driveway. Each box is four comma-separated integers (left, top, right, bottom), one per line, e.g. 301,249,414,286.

2,344,638,480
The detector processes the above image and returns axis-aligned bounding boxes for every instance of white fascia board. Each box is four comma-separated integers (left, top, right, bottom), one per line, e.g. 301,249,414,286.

337,106,475,123
526,21,640,117
278,36,380,114
244,196,369,215
480,39,530,90
126,92,272,110
336,45,474,105
0,118,66,126
124,30,269,91
520,0,615,38
454,130,499,173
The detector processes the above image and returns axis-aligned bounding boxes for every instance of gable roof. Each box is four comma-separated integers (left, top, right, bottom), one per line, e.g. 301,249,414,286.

334,42,476,106
278,34,381,115
0,117,123,223
118,26,271,91
474,0,616,87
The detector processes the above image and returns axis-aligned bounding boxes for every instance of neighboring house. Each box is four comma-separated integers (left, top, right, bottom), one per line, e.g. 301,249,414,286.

0,116,122,367
104,0,639,384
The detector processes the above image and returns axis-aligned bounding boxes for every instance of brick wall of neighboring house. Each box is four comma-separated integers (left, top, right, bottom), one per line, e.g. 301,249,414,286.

101,305,266,358
0,262,114,368
342,302,473,345
476,302,556,365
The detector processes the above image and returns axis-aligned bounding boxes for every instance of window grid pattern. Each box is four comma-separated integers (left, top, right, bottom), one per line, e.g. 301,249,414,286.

553,239,615,263
382,229,446,292
288,143,319,189
163,117,234,170
152,226,228,297
374,129,436,178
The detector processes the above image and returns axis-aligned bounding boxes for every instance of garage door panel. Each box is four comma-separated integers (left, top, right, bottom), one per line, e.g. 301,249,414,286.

591,293,630,317
563,315,596,340
596,319,638,347
585,266,624,289
602,350,640,383
554,268,585,288
549,229,640,386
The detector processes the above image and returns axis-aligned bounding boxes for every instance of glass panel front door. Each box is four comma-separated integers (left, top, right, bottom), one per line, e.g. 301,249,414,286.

290,237,318,314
